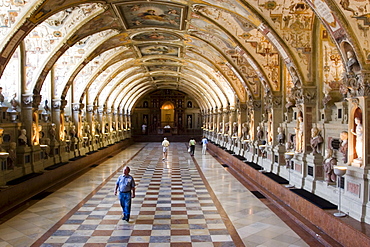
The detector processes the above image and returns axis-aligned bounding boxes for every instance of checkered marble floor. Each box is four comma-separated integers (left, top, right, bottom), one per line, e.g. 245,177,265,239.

0,142,313,247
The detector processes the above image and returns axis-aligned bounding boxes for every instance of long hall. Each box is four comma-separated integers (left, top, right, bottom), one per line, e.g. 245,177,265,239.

0,143,318,247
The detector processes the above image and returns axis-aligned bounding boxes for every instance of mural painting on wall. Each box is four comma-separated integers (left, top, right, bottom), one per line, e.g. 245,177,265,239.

118,2,185,30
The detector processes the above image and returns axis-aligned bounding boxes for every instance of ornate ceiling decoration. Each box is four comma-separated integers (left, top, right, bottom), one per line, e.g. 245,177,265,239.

0,0,366,112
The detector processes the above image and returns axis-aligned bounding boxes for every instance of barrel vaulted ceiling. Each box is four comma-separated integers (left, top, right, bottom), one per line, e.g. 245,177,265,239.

0,0,369,113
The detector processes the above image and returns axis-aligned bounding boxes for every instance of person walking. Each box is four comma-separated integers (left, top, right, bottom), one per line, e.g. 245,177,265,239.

162,137,170,160
115,166,136,222
189,137,196,156
201,136,208,154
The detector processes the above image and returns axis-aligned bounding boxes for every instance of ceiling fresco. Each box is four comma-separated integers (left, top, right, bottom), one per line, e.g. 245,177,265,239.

115,1,186,30
0,0,367,113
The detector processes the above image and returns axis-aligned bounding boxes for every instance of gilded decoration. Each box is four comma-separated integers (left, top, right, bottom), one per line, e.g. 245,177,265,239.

194,6,280,92
336,0,370,63
258,0,313,80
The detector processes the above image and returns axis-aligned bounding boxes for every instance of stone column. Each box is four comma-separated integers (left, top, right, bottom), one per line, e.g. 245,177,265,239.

222,108,228,135
252,100,262,142
86,105,94,133
127,111,132,138
51,100,62,141
229,106,236,136
71,103,80,135
239,104,247,137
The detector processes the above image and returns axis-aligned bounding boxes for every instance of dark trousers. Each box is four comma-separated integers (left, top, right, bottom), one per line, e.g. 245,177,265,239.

190,145,195,155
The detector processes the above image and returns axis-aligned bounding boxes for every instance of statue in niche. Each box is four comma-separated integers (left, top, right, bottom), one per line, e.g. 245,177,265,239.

351,117,363,160
70,125,77,139
257,124,264,141
323,149,337,183
49,123,57,142
85,125,92,138
18,129,28,146
277,127,285,145
224,122,229,135
187,116,192,128
42,100,50,121
219,122,223,133
310,127,323,154
295,114,304,153
7,142,16,169
241,122,249,140
43,99,50,112
232,122,238,137
346,50,359,73
339,131,348,163
96,123,101,134
32,121,42,145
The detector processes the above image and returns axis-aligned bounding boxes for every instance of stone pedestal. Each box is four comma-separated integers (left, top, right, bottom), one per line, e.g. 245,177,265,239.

103,133,109,146
70,138,79,157
261,146,273,172
59,141,70,163
225,136,232,150
240,140,249,157
77,140,87,157
31,146,44,173
252,142,259,163
231,137,239,154
16,146,32,173
49,142,61,164
304,153,324,192
272,144,286,174
351,158,363,168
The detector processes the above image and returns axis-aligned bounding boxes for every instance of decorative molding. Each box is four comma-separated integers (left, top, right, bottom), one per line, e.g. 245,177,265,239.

21,94,33,107
86,105,94,113
60,99,68,111
72,103,80,112
52,99,61,110
32,94,42,108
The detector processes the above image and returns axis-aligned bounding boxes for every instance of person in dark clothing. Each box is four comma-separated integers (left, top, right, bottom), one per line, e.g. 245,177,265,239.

189,137,196,156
